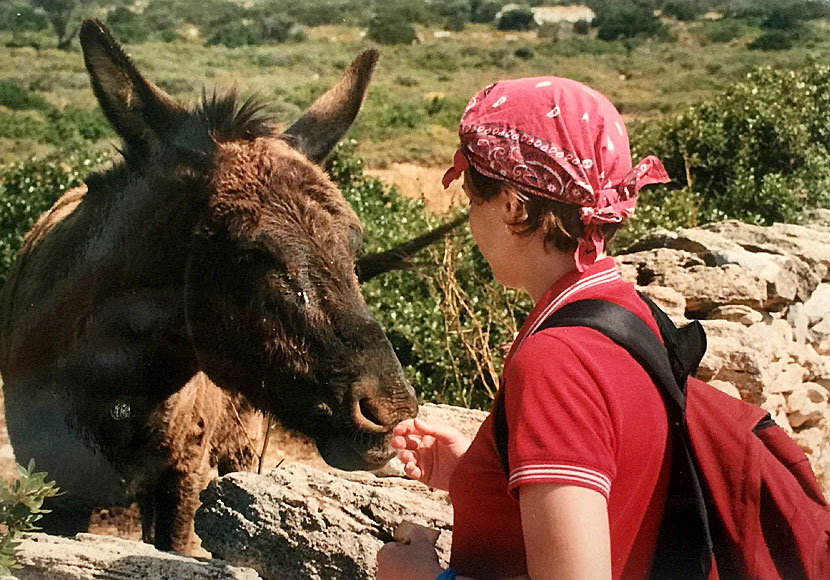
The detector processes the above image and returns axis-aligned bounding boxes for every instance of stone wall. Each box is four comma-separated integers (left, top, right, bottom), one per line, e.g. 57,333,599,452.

617,211,830,491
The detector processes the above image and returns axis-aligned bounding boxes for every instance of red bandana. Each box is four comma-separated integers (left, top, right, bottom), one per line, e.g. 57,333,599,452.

443,77,670,271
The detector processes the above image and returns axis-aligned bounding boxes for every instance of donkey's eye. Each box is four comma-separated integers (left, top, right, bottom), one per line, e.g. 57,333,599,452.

347,226,363,257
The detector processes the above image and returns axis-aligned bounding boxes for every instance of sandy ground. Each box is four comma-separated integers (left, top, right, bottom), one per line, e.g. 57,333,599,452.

366,163,465,214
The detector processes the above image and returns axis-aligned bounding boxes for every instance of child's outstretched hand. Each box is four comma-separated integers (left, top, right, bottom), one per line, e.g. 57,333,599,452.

392,418,471,491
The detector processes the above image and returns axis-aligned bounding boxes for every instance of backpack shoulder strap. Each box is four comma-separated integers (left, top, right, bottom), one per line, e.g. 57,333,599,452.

492,298,715,580
494,299,686,473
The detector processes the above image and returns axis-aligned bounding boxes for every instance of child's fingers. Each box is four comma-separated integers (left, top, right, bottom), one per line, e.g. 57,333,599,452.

403,460,423,481
413,418,464,445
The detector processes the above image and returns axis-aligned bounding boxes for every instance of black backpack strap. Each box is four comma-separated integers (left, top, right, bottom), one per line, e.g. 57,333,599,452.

492,298,714,580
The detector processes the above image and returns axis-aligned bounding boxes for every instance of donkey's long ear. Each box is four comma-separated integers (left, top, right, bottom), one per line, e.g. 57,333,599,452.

79,19,185,159
284,49,378,164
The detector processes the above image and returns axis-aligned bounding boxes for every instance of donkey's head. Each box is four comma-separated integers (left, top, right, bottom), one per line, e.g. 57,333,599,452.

79,20,417,470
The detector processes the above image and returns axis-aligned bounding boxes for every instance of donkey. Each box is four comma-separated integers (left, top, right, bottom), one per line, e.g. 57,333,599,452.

0,19,419,554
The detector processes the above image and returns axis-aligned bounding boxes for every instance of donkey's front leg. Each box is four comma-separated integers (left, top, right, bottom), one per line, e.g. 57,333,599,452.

148,467,202,554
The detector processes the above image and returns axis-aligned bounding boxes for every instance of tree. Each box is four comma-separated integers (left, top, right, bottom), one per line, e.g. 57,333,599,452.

31,0,94,50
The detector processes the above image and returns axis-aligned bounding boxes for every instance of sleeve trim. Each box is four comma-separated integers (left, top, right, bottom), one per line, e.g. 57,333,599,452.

508,463,612,498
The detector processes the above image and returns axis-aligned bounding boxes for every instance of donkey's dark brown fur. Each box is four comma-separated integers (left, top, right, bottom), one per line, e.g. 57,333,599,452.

0,20,418,554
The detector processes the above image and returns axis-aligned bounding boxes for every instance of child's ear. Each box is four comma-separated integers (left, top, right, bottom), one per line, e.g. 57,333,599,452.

502,188,528,223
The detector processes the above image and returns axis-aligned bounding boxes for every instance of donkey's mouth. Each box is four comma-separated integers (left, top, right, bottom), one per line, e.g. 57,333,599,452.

315,434,395,472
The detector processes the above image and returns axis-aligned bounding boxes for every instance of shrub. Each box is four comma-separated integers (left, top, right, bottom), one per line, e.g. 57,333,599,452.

105,6,150,44
0,152,108,285
661,0,705,22
514,45,534,59
0,81,50,112
496,4,536,31
0,3,49,32
472,0,507,23
0,111,49,141
594,3,666,41
748,30,794,51
45,108,113,145
367,13,417,45
205,19,263,47
573,19,591,35
0,461,62,575
629,64,830,227
695,19,744,44
260,15,297,43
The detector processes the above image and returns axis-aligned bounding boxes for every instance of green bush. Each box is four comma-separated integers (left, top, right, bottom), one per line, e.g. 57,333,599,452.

629,64,830,227
661,0,705,22
0,461,62,575
367,13,417,45
0,80,50,111
205,20,264,47
496,4,536,31
0,3,49,32
472,0,507,23
594,3,667,41
328,141,529,408
44,108,113,145
694,19,745,44
0,152,108,286
106,6,150,44
573,19,591,35
748,30,795,51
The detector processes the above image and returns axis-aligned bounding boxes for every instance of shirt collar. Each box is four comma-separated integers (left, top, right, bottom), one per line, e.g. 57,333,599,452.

506,257,620,365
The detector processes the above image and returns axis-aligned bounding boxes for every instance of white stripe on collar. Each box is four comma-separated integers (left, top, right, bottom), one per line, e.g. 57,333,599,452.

516,264,620,351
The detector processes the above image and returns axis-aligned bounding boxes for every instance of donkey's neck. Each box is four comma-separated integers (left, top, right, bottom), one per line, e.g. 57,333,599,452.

0,161,208,401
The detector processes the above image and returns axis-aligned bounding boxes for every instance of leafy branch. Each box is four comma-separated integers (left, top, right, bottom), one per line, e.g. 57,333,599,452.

0,460,62,575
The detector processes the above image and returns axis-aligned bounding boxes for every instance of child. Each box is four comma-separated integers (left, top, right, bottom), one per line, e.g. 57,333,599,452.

375,77,671,580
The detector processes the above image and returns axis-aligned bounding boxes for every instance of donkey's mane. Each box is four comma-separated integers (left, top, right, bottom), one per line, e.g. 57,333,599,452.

196,90,277,143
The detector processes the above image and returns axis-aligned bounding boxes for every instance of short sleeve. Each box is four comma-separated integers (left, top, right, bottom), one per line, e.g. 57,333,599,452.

502,328,617,499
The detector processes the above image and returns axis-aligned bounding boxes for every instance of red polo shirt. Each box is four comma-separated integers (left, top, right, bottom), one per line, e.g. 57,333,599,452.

448,258,671,579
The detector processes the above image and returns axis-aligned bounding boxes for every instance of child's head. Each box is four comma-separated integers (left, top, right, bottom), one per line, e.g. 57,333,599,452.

443,77,669,271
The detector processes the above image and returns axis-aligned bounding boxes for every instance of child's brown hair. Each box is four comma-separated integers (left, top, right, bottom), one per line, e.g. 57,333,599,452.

465,165,623,254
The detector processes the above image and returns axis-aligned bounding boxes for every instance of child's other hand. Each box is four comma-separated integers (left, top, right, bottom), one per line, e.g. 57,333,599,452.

391,418,471,491
376,525,443,580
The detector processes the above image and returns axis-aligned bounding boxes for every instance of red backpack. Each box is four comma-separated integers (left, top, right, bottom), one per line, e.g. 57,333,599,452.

493,295,830,580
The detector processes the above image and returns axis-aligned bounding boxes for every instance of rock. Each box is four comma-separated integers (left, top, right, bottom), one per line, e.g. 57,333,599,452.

787,303,811,344
708,305,763,326
12,533,261,580
195,463,453,580
701,220,830,287
709,248,799,306
804,283,830,324
623,226,738,256
708,380,741,399
748,316,794,351
767,364,808,395
786,383,829,429
619,249,772,315
636,284,687,320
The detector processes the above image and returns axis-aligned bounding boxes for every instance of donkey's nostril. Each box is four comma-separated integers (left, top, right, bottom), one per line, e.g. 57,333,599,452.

355,397,386,432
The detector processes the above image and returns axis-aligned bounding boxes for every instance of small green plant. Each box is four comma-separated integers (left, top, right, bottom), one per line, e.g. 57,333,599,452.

0,460,62,575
